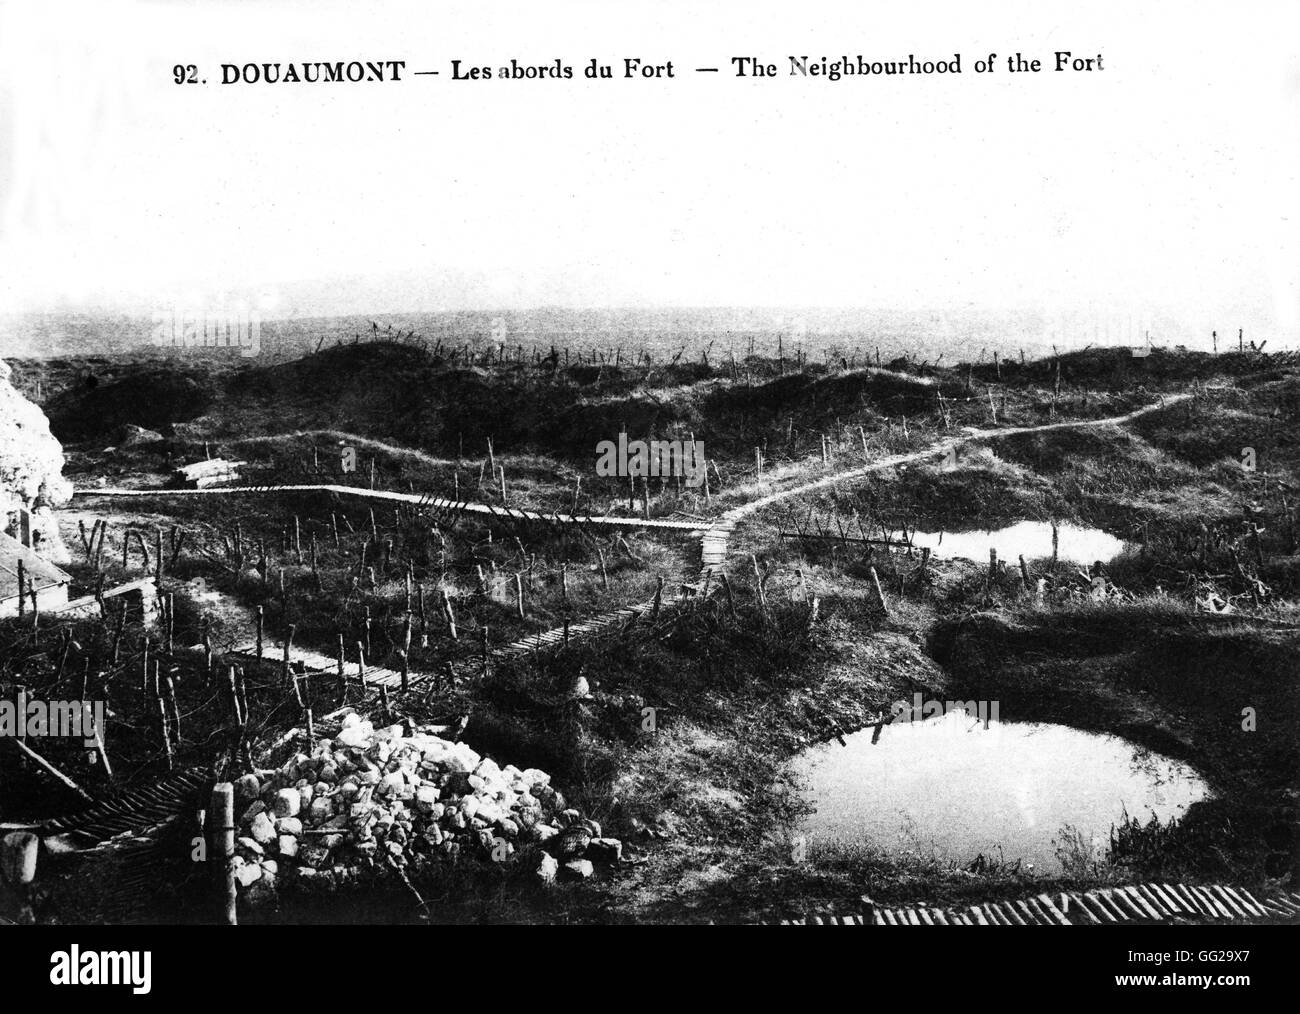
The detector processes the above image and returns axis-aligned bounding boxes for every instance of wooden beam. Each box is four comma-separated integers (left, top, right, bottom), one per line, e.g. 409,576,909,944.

3,737,93,803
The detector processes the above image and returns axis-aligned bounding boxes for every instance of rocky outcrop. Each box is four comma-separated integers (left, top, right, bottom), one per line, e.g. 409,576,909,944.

0,360,72,564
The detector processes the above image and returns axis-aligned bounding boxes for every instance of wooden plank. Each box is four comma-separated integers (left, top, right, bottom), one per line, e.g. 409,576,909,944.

1233,886,1270,916
1134,884,1174,918
1120,885,1164,920
997,902,1027,926
1103,888,1144,920
1101,887,1144,920
917,908,935,926
1069,893,1106,925
1209,885,1252,919
968,905,989,926
1190,885,1233,919
1150,882,1191,916
1171,882,1213,917
1035,893,1072,926
1091,890,1130,921
2,738,94,803
1015,899,1043,925
1076,892,1108,921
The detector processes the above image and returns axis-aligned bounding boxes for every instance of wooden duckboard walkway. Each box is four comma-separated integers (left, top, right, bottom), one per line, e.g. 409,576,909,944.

758,883,1300,925
81,484,705,532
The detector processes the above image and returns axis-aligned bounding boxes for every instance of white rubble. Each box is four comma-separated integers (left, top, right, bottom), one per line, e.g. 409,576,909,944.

230,713,622,903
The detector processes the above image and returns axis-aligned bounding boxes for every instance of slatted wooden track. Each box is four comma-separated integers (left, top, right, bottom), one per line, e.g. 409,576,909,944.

757,883,1300,925
38,766,209,847
228,640,414,690
699,523,734,570
73,828,179,923
81,483,705,532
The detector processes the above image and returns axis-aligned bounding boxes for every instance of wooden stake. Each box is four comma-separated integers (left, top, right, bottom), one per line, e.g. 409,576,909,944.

3,738,93,802
210,783,237,925
234,666,249,731
164,674,181,743
869,566,890,617
282,625,296,685
442,590,458,640
111,601,126,664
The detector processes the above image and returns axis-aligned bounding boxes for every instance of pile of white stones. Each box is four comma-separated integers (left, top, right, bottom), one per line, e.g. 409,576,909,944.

230,712,622,902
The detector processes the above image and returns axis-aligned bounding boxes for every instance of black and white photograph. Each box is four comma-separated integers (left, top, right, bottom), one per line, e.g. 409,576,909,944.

0,0,1297,991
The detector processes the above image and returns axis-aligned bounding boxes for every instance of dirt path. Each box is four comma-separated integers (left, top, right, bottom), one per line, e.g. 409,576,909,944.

722,392,1193,524
226,430,459,467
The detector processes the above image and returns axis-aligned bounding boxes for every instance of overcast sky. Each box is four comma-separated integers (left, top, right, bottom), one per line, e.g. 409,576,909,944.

1,0,1297,344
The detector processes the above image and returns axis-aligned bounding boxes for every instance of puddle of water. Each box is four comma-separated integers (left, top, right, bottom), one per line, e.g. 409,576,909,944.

790,711,1209,872
897,521,1125,566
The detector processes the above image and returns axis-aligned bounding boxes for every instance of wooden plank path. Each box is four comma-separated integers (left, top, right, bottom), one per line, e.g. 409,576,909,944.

757,882,1300,926
228,640,418,691
699,522,735,570
79,483,705,532
34,766,210,846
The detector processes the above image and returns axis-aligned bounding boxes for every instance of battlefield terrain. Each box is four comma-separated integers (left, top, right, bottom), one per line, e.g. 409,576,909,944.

2,335,1297,924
